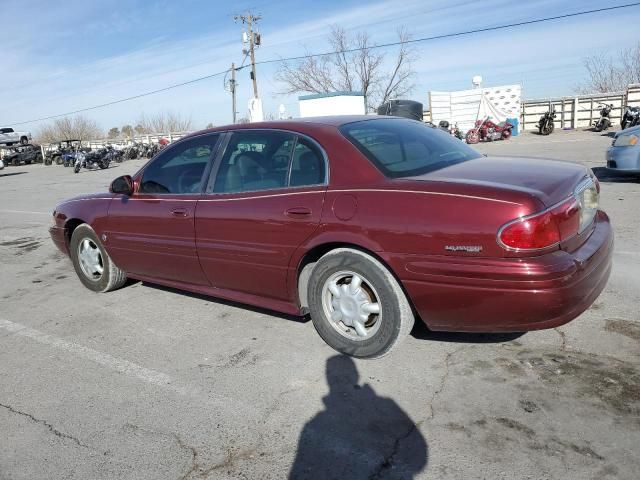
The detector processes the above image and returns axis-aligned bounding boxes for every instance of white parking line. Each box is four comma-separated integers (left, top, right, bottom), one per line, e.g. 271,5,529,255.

616,251,640,256
0,209,50,216
0,318,184,394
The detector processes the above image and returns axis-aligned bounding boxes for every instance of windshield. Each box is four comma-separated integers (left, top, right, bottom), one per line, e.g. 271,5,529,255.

340,118,481,178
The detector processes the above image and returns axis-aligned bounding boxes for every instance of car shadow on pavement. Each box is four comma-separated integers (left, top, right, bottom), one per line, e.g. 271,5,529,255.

411,320,525,344
0,171,28,178
140,281,311,323
592,166,640,183
289,355,428,479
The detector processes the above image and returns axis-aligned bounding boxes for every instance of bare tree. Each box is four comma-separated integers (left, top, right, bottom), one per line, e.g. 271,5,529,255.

136,112,193,134
36,115,103,144
205,122,215,129
121,125,134,138
276,26,414,110
107,127,120,139
579,43,640,93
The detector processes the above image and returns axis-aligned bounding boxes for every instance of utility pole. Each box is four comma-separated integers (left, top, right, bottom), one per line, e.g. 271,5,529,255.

235,12,261,98
230,63,237,123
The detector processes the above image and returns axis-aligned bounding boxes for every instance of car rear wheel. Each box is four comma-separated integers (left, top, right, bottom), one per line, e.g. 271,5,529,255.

307,248,414,359
70,224,127,292
20,137,28,145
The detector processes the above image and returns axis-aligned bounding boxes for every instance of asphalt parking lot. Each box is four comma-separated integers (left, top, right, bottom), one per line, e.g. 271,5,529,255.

0,129,638,480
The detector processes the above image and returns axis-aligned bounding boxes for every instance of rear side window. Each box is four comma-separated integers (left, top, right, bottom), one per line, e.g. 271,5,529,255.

214,131,295,193
289,137,326,187
1,128,14,134
340,118,481,178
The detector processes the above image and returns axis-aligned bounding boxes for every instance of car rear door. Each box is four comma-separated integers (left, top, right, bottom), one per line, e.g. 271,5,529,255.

195,130,328,302
106,133,221,285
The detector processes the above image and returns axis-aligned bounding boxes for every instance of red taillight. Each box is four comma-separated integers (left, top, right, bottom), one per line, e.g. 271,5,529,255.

498,197,580,251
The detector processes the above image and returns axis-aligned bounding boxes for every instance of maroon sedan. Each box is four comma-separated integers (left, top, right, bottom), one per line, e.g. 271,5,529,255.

49,116,613,358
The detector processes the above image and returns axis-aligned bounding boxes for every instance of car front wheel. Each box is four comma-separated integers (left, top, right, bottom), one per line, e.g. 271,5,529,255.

307,248,414,359
70,224,127,292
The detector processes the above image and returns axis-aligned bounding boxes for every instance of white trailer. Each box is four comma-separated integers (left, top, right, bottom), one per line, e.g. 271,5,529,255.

299,92,366,117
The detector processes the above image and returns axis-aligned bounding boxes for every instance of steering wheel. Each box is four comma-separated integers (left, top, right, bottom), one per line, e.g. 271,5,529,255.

177,169,202,194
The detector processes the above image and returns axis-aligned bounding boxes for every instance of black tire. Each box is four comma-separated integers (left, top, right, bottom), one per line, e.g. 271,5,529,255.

594,121,603,132
70,224,127,293
35,153,43,163
622,118,628,130
74,162,81,173
20,137,28,145
54,155,63,165
307,248,414,359
44,157,52,166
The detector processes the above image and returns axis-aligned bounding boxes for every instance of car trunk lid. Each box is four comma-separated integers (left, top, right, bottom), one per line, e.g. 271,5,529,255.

407,156,590,208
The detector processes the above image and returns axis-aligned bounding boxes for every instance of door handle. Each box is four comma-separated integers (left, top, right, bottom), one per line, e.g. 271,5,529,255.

171,208,189,217
285,207,312,217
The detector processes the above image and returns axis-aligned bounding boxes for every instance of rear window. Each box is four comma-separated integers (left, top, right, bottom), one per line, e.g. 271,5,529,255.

340,118,481,178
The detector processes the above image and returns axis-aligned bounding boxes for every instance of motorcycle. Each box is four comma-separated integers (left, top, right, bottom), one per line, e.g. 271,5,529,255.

438,120,451,133
537,109,556,135
451,123,464,140
73,148,111,173
621,106,640,130
465,118,513,144
593,104,613,132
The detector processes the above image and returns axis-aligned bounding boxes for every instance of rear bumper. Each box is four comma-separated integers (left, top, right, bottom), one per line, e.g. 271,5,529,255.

49,225,69,255
389,211,613,332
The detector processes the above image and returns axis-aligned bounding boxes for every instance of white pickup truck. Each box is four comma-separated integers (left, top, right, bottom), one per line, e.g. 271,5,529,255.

0,127,32,146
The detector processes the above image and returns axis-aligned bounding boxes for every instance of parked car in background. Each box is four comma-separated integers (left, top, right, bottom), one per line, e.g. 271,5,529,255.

607,125,640,175
1,145,42,166
0,127,32,146
49,116,612,358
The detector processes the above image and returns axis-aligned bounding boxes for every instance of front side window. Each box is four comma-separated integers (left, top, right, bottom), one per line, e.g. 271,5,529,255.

139,134,219,194
340,118,481,178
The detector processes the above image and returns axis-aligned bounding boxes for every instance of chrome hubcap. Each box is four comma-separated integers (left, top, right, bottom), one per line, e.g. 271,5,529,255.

77,238,103,281
322,271,381,341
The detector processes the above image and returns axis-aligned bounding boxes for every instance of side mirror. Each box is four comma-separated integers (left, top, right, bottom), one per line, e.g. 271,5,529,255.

110,175,134,196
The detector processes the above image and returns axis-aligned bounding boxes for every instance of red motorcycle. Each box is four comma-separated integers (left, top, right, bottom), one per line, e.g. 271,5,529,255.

465,118,513,144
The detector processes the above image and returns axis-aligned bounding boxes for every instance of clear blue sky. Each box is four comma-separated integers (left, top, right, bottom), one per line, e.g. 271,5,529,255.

1,0,639,131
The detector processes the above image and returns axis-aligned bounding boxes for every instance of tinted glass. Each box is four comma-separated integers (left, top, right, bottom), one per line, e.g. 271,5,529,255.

340,118,481,178
289,137,326,187
214,131,295,193
139,134,218,194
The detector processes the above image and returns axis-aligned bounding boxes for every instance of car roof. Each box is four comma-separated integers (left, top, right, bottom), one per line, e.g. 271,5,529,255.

189,115,410,137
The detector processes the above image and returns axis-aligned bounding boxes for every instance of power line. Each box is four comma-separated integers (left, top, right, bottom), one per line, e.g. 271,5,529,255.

8,69,231,126
246,2,640,68
7,2,639,126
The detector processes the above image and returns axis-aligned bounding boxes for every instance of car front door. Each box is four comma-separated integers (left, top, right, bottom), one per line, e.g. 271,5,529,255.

195,130,328,302
106,133,221,285
0,128,11,144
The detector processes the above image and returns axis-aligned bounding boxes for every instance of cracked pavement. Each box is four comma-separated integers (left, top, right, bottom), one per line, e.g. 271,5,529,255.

0,130,639,479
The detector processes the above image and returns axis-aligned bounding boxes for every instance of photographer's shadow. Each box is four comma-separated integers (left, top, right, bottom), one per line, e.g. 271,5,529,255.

289,355,428,479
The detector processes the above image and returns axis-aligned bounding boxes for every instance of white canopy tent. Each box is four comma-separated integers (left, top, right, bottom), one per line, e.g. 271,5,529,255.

429,84,522,132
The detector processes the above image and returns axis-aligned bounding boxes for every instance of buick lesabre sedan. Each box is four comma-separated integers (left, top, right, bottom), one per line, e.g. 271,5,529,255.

50,117,613,358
